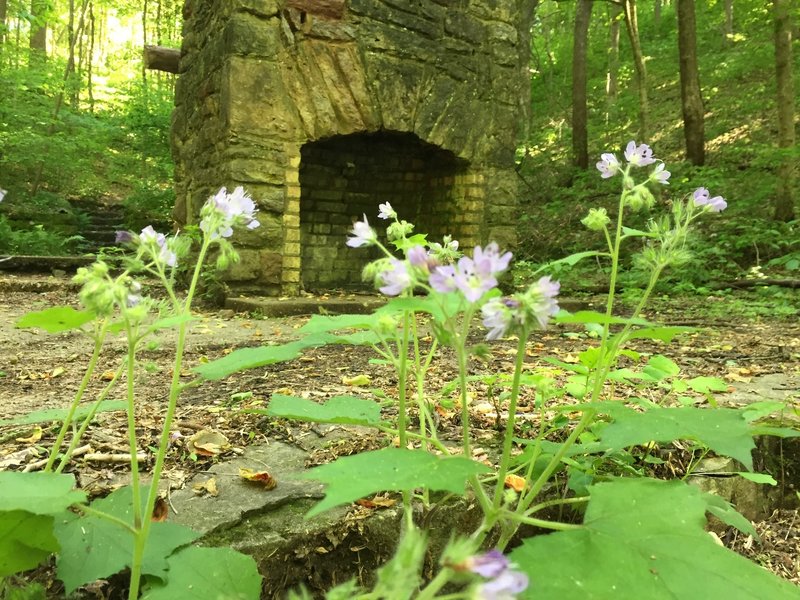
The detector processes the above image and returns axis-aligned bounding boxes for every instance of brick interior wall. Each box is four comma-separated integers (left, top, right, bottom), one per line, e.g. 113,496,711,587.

299,131,470,291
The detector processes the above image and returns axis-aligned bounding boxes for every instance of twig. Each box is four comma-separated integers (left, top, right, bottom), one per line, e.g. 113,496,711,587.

23,444,92,472
83,452,147,463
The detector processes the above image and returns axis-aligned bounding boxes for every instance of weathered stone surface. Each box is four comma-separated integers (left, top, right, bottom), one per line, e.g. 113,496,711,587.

173,0,536,295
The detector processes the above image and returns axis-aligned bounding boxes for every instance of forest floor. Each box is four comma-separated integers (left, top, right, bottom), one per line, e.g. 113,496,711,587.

0,272,799,595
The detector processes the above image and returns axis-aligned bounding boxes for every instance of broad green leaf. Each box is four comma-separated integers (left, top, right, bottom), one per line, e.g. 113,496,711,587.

0,473,86,514
614,326,693,344
555,311,651,326
510,478,798,599
141,546,262,600
621,226,656,237
687,376,729,394
643,354,680,380
259,394,382,426
0,511,59,577
533,251,609,274
601,407,755,470
741,401,791,422
736,472,778,486
702,492,760,539
194,340,308,380
301,448,490,517
299,313,380,334
0,400,126,426
15,306,95,333
146,314,195,332
54,486,200,593
749,425,800,438
541,357,588,374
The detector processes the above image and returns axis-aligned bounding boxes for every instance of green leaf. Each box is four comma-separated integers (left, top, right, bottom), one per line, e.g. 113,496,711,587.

510,478,799,599
0,400,126,426
702,492,760,539
555,311,651,326
687,376,729,394
54,486,200,593
601,407,756,470
258,395,382,427
735,472,778,486
615,326,693,343
15,306,95,333
0,511,59,577
146,314,195,332
299,314,380,334
194,340,308,380
621,226,656,237
533,251,609,274
0,473,86,514
301,448,490,518
141,546,262,600
642,355,680,380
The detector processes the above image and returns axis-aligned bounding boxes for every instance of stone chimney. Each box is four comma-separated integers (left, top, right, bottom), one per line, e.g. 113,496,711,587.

172,0,535,295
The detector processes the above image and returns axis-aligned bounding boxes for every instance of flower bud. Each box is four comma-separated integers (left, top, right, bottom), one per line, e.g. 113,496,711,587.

581,208,611,232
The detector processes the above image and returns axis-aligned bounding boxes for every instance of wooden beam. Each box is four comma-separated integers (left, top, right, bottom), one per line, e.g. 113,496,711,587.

144,44,180,74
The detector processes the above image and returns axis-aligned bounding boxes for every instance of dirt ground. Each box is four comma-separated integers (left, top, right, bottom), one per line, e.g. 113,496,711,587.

1,272,799,590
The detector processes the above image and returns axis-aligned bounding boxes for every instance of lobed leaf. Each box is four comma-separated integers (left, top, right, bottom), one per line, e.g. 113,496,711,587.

510,478,798,599
600,407,755,470
0,400,126,426
0,472,86,514
301,448,490,518
260,394,383,427
0,511,59,577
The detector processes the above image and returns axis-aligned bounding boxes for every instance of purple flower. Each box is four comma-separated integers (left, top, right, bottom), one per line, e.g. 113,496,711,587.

200,186,260,239
468,550,509,578
453,256,497,303
651,162,670,185
476,569,529,600
596,153,621,178
115,230,134,244
481,298,518,341
379,259,412,296
378,202,397,220
526,275,560,329
139,225,166,246
473,243,512,278
624,141,656,167
139,226,176,267
429,265,458,294
693,187,727,212
346,214,378,248
407,245,429,268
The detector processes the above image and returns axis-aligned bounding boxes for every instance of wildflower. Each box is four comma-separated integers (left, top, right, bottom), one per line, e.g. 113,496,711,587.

200,186,260,239
467,550,509,578
430,235,461,263
623,141,656,167
139,226,176,267
476,569,529,600
429,264,458,294
651,162,671,185
429,243,511,304
386,219,414,241
481,298,518,341
127,280,142,308
453,256,498,303
115,230,135,244
693,187,727,212
406,245,430,269
379,259,413,296
524,275,560,329
596,153,621,178
378,202,397,220
473,243,512,278
346,214,378,248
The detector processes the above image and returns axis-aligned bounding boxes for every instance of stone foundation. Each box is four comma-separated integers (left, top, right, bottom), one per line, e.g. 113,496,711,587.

172,0,536,295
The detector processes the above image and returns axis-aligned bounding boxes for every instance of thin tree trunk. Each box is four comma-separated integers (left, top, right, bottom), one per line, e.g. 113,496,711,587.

0,0,8,46
606,3,622,100
87,0,95,112
723,0,733,45
773,0,796,221
66,0,77,106
654,0,661,29
141,0,148,85
623,0,649,141
572,0,594,169
677,0,705,165
29,0,47,58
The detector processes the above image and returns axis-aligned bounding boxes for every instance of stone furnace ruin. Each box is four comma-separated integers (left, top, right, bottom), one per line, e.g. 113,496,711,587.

172,0,535,295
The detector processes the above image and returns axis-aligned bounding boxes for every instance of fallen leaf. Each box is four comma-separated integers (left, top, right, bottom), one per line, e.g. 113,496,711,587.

99,370,116,381
15,426,42,444
504,474,527,492
188,430,231,456
342,374,371,386
51,366,65,378
356,495,396,509
152,497,169,522
192,477,219,497
238,467,277,490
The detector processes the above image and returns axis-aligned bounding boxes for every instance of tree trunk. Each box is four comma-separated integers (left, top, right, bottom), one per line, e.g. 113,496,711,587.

29,0,47,57
677,0,705,165
773,0,796,221
66,0,77,106
623,0,649,141
572,0,594,169
606,3,622,100
723,0,733,45
0,0,8,46
87,0,95,112
654,0,661,29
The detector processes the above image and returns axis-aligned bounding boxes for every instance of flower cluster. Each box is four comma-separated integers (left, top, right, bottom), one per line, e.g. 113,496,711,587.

199,186,260,240
139,225,177,267
481,276,560,340
429,242,512,303
73,262,144,317
463,550,529,600
692,187,727,212
596,140,669,184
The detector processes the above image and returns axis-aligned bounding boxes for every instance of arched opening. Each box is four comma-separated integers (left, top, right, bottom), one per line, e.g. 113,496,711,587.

299,131,470,291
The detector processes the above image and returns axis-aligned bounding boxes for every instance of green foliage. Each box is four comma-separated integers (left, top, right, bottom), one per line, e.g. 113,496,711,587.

261,394,384,427
15,305,95,333
0,401,126,426
510,478,799,599
301,448,491,517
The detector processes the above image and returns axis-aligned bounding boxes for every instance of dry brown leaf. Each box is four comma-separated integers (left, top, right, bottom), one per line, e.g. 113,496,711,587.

192,477,219,497
152,497,169,522
188,430,231,456
504,474,527,492
15,426,43,444
238,467,277,490
356,495,396,509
